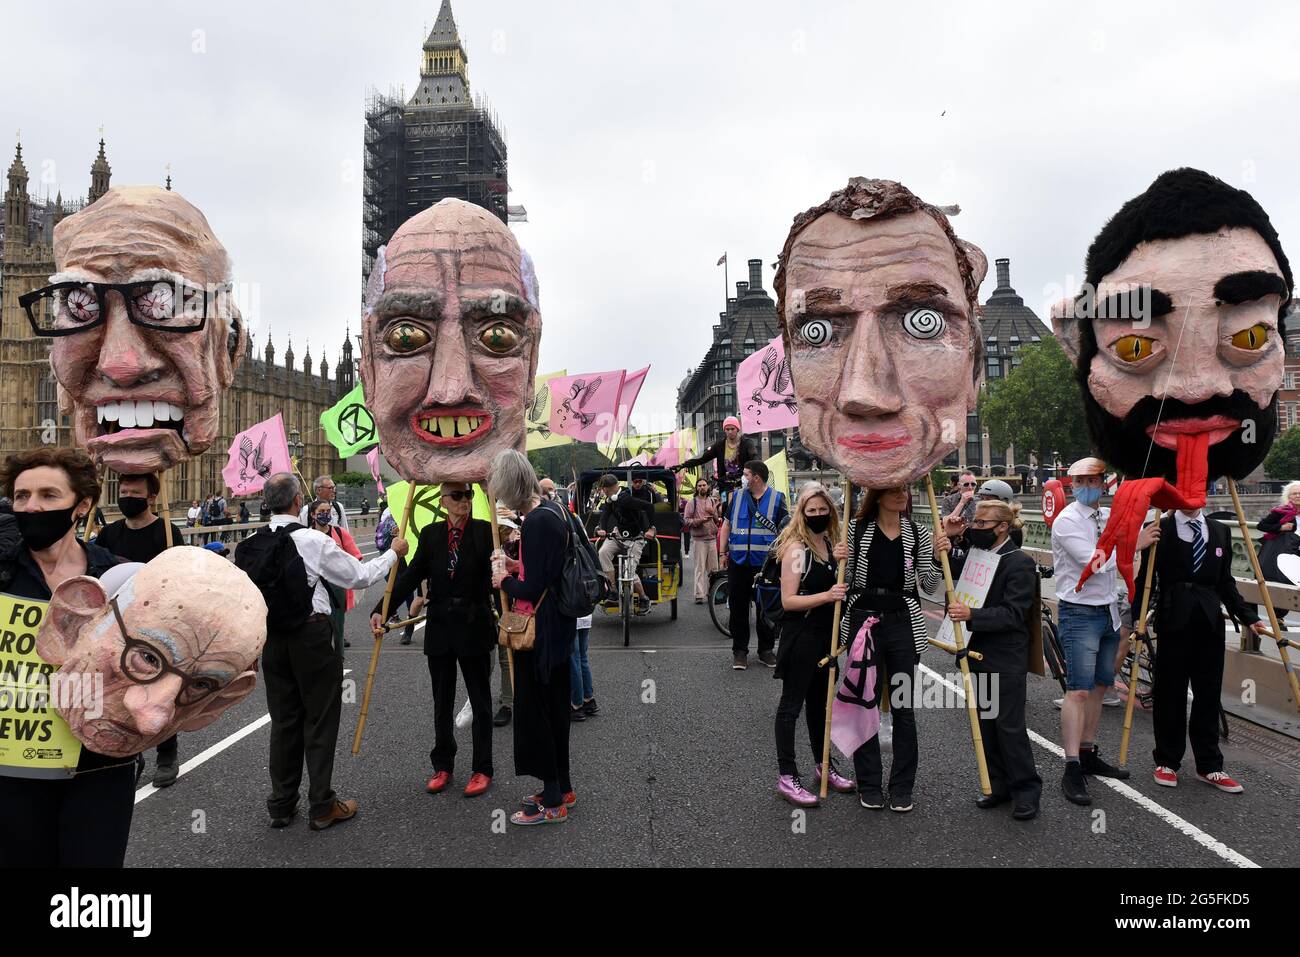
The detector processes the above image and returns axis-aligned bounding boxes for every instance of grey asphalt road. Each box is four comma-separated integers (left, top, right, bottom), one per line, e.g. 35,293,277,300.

126,549,1300,868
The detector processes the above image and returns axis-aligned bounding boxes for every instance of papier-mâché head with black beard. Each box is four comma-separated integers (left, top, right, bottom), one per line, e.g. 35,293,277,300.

1052,168,1290,481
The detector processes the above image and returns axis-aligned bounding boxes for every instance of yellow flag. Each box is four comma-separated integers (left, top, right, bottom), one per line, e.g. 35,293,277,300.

764,450,790,499
525,370,573,450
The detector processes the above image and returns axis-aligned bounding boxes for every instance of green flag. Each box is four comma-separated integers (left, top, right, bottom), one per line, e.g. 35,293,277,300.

320,383,378,457
384,481,493,553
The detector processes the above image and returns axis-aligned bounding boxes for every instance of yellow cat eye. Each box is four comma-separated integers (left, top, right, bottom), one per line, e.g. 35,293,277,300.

1111,334,1156,363
1230,323,1269,350
385,322,430,353
480,324,519,354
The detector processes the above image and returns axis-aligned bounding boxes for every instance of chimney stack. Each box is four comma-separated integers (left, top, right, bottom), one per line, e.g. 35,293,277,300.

748,258,763,291
995,257,1011,289
736,281,748,296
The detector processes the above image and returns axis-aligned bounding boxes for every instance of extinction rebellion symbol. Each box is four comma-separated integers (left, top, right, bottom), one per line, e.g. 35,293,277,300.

338,403,376,446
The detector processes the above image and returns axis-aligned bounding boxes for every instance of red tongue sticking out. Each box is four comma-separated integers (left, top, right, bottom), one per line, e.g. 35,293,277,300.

1075,431,1210,602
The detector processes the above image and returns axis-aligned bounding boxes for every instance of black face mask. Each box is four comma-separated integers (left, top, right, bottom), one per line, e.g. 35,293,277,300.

966,527,1000,550
118,496,150,519
15,505,78,551
806,514,831,534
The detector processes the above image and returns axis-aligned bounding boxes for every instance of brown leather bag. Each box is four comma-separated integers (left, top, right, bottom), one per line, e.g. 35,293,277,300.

498,591,546,651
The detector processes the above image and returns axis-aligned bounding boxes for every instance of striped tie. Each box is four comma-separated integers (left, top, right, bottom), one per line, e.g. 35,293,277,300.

1190,520,1205,574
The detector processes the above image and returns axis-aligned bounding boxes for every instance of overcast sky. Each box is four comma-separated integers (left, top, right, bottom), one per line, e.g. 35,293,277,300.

7,1,1300,433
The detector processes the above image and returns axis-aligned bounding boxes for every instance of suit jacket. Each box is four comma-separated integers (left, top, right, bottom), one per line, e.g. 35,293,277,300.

950,538,1040,676
1132,514,1258,635
383,518,497,657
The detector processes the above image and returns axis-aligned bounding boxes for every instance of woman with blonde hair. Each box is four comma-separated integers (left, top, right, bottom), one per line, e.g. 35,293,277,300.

946,498,1042,820
771,482,852,806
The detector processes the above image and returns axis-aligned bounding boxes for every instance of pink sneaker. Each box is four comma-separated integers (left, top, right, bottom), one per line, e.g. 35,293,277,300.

1153,766,1177,787
814,762,855,794
777,774,820,807
1197,771,1244,794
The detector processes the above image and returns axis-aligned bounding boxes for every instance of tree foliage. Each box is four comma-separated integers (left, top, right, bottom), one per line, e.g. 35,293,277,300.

1264,426,1300,481
978,338,1091,466
332,470,370,488
527,443,613,483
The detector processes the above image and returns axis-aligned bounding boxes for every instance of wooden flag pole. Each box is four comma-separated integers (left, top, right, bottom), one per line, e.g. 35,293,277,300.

924,474,992,796
352,483,417,755
158,476,175,548
1228,479,1300,713
484,483,515,692
816,477,852,799
82,466,105,542
1119,514,1160,766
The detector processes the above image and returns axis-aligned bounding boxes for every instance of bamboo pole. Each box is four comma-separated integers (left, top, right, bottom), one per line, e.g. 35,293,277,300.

82,466,104,542
352,483,417,755
158,476,175,548
928,638,983,661
817,477,852,799
485,483,515,692
923,474,992,796
1227,480,1300,713
1119,514,1160,766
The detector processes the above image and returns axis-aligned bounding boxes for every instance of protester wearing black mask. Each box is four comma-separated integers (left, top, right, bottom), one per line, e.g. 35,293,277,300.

94,473,187,787
0,449,133,867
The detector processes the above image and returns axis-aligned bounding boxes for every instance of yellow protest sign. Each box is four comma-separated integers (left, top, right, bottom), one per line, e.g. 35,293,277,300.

0,593,82,778
384,481,492,553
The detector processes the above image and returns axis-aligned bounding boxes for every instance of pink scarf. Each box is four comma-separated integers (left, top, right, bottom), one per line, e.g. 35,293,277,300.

1263,504,1298,541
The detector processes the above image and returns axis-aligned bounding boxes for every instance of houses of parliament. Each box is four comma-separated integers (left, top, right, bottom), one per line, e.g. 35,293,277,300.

0,137,349,514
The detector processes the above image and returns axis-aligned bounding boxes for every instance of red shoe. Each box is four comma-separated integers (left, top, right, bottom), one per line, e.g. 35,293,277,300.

463,773,492,798
520,790,577,814
1153,766,1177,787
1197,770,1244,793
426,770,451,794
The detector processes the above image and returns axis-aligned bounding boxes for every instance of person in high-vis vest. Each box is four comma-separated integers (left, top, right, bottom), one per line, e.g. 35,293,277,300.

719,459,789,670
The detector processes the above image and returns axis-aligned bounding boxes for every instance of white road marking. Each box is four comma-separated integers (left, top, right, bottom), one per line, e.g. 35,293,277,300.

134,668,356,804
917,663,1259,869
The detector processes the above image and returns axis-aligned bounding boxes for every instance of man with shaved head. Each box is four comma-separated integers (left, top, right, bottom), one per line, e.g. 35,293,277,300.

359,198,541,484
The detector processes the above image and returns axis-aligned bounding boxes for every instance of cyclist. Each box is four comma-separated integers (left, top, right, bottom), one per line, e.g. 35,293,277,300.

673,416,756,502
593,474,656,608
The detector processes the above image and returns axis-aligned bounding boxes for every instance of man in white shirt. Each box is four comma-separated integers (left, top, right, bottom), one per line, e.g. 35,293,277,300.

259,473,407,831
299,474,350,532
1051,457,1157,806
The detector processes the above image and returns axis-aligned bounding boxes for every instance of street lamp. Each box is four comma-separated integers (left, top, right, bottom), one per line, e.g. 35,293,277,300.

288,428,305,461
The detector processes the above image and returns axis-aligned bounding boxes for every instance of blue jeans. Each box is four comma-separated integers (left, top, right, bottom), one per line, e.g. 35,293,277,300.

1057,601,1121,692
570,628,593,708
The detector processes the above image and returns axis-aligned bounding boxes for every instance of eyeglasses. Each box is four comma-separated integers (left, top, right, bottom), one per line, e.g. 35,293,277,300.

109,597,224,706
18,278,230,337
444,490,474,502
960,482,977,488
969,519,1005,529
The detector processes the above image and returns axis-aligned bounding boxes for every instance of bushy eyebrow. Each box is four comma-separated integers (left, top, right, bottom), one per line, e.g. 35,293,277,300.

1092,287,1173,322
460,293,528,316
371,290,445,320
1214,270,1287,305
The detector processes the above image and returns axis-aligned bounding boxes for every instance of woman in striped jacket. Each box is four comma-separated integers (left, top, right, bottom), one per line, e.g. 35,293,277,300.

837,486,953,812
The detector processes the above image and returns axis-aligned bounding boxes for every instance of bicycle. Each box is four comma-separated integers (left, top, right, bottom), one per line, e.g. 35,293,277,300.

707,568,730,637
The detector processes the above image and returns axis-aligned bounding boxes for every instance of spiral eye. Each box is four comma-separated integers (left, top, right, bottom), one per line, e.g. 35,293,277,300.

385,322,430,353
480,324,519,354
1112,334,1156,363
799,318,833,347
1230,323,1269,351
902,308,945,340
61,286,100,323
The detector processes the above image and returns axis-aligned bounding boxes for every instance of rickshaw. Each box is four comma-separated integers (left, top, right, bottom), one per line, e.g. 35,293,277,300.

576,467,683,646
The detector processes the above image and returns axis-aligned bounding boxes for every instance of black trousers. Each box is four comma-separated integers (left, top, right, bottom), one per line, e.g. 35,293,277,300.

262,615,344,819
513,651,572,807
728,560,774,655
1152,610,1225,773
0,761,136,867
427,651,494,777
851,610,918,796
975,670,1041,803
156,733,178,760
774,635,831,776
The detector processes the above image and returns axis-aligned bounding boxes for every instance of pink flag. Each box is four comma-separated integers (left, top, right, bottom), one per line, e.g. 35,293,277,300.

547,369,626,443
610,365,649,439
738,335,799,434
222,413,292,497
649,430,685,468
830,615,881,758
367,447,385,496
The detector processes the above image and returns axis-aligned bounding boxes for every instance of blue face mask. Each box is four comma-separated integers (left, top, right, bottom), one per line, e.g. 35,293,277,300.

1075,485,1102,507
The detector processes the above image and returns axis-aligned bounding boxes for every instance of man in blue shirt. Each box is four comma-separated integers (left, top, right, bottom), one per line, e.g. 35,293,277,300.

719,460,789,669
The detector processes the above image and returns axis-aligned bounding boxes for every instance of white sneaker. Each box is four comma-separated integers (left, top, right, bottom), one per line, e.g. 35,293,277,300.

1102,688,1122,707
454,698,474,729
1052,698,1064,710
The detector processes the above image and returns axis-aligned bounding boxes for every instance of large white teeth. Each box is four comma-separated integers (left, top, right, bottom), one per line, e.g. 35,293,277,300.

102,401,119,423
96,406,105,424
153,400,169,422
169,403,184,422
118,403,136,428
135,400,154,429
